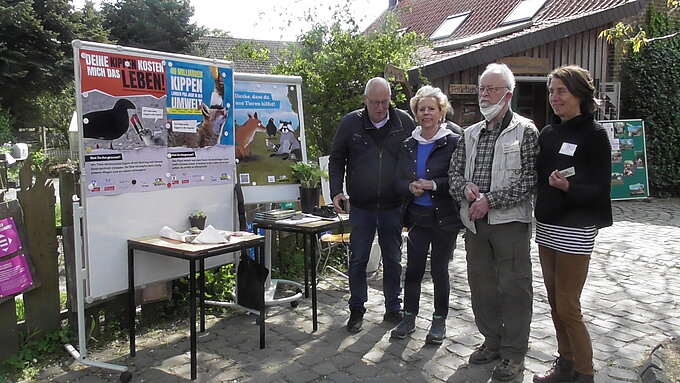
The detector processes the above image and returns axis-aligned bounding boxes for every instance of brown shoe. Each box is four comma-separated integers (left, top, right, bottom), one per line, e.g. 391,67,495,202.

533,357,574,382
468,344,500,364
571,372,594,383
492,358,525,382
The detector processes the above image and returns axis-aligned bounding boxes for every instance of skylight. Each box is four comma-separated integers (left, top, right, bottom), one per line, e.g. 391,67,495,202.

500,0,548,25
430,12,471,40
396,27,409,37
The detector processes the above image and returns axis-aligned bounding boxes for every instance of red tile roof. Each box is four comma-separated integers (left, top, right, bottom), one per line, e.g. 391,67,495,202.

196,36,296,74
370,0,650,77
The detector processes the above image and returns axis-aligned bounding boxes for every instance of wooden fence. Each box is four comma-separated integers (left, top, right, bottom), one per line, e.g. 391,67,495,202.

0,159,59,360
43,148,79,164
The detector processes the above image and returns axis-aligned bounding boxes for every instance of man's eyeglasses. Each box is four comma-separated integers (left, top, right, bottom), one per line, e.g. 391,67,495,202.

367,99,390,107
476,86,508,94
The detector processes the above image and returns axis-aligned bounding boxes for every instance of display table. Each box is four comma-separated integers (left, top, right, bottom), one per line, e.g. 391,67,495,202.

127,233,265,380
253,215,348,332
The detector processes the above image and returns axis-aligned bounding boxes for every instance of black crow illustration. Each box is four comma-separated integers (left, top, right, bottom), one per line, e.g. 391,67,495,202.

83,99,136,145
265,118,277,138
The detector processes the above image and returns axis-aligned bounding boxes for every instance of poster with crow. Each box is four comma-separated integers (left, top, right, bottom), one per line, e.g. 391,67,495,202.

77,48,234,196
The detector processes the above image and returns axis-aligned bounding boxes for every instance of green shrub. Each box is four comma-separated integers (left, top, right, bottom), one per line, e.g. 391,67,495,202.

620,7,680,196
0,108,16,145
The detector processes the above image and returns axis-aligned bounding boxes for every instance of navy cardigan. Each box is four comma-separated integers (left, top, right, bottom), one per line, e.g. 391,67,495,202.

396,133,463,231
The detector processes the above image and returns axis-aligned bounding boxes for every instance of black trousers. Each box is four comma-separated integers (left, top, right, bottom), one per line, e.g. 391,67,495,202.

403,222,459,317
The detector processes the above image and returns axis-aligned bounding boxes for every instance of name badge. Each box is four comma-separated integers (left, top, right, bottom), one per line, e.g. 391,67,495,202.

559,166,576,178
559,142,577,156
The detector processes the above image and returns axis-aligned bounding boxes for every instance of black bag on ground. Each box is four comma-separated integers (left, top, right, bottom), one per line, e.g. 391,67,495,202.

236,252,269,311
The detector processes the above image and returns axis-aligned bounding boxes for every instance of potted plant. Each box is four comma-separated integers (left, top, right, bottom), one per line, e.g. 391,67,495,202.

290,161,328,213
189,209,207,230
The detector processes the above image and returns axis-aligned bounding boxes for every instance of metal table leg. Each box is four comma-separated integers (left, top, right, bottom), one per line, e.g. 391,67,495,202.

189,260,197,380
199,259,205,333
128,247,136,356
310,234,318,332
256,244,265,349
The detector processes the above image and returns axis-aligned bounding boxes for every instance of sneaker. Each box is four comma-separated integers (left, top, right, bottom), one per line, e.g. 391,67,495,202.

390,312,415,339
383,310,403,324
533,357,574,383
492,358,525,382
468,344,500,365
425,315,446,344
346,307,365,333
570,372,594,383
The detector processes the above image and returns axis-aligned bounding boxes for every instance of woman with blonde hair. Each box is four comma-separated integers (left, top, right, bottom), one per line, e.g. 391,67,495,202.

390,85,463,344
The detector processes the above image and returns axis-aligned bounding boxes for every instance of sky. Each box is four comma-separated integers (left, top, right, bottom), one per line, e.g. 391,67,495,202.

72,0,389,41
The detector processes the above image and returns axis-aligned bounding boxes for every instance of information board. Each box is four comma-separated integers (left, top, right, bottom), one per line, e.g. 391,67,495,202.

73,40,237,299
600,119,649,200
234,73,306,204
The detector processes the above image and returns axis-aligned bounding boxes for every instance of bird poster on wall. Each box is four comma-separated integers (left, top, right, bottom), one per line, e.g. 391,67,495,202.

77,48,235,196
234,81,303,187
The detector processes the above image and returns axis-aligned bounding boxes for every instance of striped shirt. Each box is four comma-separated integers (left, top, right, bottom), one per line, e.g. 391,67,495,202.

535,221,598,255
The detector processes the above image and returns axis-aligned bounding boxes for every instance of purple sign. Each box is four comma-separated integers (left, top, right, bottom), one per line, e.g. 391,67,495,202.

0,254,33,298
0,217,22,257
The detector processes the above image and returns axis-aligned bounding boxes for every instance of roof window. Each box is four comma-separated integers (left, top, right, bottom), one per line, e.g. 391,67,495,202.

500,0,548,25
430,12,470,40
396,27,409,36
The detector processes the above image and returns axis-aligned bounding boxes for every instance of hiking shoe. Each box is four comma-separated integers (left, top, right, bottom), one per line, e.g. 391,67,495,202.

390,312,416,339
346,307,365,333
425,315,446,344
468,344,500,364
570,372,594,383
383,310,403,324
533,357,574,383
492,358,525,382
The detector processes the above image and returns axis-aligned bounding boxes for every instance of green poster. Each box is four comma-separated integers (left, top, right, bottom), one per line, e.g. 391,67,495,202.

600,119,649,200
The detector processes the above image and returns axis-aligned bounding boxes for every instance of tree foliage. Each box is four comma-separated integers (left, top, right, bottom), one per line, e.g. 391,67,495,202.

0,0,73,124
273,7,425,157
224,41,271,63
600,0,680,52
101,0,204,54
620,6,680,196
72,1,112,44
0,0,111,132
34,84,75,148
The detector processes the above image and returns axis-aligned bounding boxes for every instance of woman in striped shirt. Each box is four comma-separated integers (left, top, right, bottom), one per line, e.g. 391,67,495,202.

533,66,612,383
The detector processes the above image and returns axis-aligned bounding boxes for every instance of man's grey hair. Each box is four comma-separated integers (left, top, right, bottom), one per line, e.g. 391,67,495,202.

480,63,516,92
364,77,391,96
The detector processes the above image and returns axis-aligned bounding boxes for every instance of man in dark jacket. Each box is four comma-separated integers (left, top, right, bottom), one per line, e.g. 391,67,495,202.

329,77,416,333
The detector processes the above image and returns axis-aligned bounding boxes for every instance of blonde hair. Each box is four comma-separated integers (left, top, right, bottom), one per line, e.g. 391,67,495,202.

409,85,450,121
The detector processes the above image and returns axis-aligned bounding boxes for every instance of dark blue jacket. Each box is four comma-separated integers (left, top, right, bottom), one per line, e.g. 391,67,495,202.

396,133,463,231
329,106,415,210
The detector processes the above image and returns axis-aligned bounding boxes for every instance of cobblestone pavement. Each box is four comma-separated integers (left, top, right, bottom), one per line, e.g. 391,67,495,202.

33,198,680,383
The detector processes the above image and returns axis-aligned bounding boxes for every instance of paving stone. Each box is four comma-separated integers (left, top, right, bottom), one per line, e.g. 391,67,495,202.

30,199,680,383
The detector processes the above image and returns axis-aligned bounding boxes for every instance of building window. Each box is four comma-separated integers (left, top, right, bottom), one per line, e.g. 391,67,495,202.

430,12,471,40
500,0,548,25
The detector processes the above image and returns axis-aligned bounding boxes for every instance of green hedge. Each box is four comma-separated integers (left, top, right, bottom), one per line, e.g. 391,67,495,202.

620,7,680,196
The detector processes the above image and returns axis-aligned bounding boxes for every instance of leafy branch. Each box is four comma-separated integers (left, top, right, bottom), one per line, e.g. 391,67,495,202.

600,0,680,52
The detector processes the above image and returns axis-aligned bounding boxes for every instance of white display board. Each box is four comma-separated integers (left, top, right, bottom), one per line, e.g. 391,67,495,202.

234,73,306,204
72,41,237,300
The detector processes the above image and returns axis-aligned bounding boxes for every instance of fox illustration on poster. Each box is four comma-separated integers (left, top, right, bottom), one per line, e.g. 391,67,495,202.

234,73,307,204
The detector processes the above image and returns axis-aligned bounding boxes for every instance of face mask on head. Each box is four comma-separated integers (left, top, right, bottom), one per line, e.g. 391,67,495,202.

479,91,508,121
